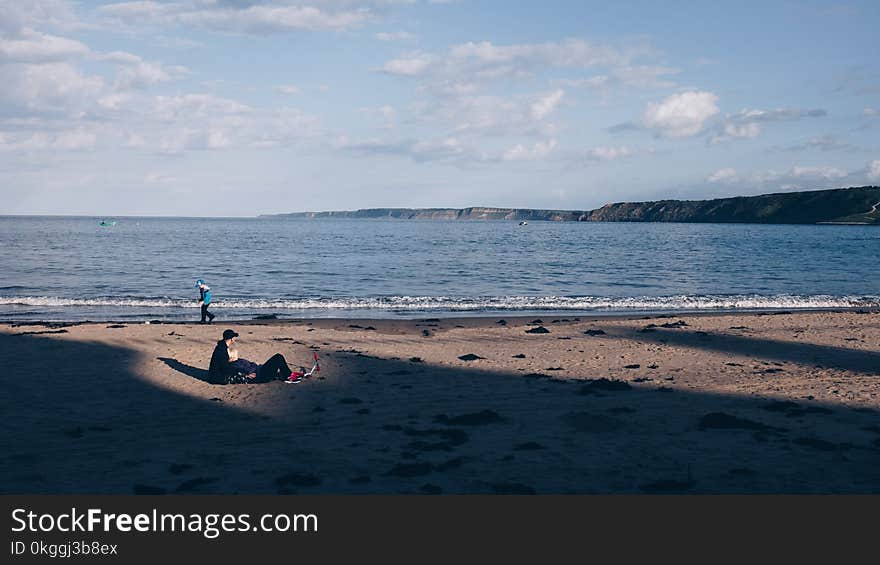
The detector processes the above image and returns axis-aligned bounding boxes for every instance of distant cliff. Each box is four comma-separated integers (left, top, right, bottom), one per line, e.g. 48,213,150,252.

261,186,880,225
264,207,589,221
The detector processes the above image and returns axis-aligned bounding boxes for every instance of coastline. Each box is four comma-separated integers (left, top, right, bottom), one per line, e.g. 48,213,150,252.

2,310,878,494
3,305,878,328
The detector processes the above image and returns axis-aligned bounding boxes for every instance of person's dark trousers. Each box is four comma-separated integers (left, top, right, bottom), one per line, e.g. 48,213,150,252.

257,354,292,382
200,303,215,323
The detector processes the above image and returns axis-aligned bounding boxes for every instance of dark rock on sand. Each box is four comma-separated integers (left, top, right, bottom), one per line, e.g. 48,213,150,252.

660,320,689,328
409,357,423,363
458,353,485,361
579,378,632,394
523,373,550,380
254,314,278,320
512,353,526,358
583,329,606,336
421,330,431,337
623,364,641,369
545,367,564,371
525,326,550,334
106,324,126,329
496,319,507,325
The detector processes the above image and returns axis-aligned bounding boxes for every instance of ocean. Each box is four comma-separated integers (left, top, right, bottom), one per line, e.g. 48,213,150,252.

0,216,877,321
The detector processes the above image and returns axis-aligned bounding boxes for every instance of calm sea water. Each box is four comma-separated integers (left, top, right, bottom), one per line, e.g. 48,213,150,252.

0,216,878,321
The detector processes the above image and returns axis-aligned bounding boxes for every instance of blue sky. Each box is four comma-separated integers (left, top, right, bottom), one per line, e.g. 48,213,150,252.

1,0,878,216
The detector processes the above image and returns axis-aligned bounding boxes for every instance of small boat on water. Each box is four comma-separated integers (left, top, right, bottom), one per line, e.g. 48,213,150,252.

518,221,528,226
99,220,117,227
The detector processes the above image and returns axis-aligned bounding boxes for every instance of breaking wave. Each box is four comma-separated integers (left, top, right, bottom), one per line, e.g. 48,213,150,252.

1,294,877,313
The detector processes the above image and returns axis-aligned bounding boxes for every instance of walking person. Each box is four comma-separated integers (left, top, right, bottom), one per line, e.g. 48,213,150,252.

196,278,216,324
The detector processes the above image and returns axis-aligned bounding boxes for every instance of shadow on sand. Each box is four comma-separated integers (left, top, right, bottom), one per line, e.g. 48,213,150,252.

1,329,877,494
158,357,211,383
612,323,880,375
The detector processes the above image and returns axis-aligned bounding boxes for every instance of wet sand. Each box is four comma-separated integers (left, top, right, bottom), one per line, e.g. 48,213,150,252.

1,311,878,493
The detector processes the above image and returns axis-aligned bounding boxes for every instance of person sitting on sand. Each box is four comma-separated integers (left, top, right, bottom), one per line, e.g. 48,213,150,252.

209,329,301,384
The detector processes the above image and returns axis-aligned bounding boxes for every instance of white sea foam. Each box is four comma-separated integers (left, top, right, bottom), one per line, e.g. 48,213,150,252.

0,294,877,312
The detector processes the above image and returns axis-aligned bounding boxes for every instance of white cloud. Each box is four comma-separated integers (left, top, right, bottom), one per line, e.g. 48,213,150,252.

381,53,433,76
0,28,89,63
97,92,131,110
502,139,557,161
376,31,416,41
380,38,639,83
789,166,847,180
560,65,679,91
642,90,719,138
99,1,375,34
341,136,477,163
714,122,761,142
779,135,855,152
864,107,879,117
275,84,301,95
152,94,252,121
868,160,880,182
707,167,738,183
0,62,104,115
586,146,634,161
100,50,187,90
144,171,177,184
530,89,564,120
0,1,82,33
708,164,852,189
710,107,827,144
0,127,97,151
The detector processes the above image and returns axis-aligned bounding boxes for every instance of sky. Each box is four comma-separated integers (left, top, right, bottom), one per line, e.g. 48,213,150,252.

0,0,878,216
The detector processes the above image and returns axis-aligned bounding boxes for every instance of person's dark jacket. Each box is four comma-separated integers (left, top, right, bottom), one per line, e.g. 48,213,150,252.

208,340,236,384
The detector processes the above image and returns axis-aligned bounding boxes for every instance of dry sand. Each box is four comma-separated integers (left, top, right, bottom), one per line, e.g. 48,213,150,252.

1,311,878,494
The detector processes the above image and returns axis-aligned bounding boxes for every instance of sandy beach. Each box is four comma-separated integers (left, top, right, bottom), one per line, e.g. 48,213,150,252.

1,311,878,494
